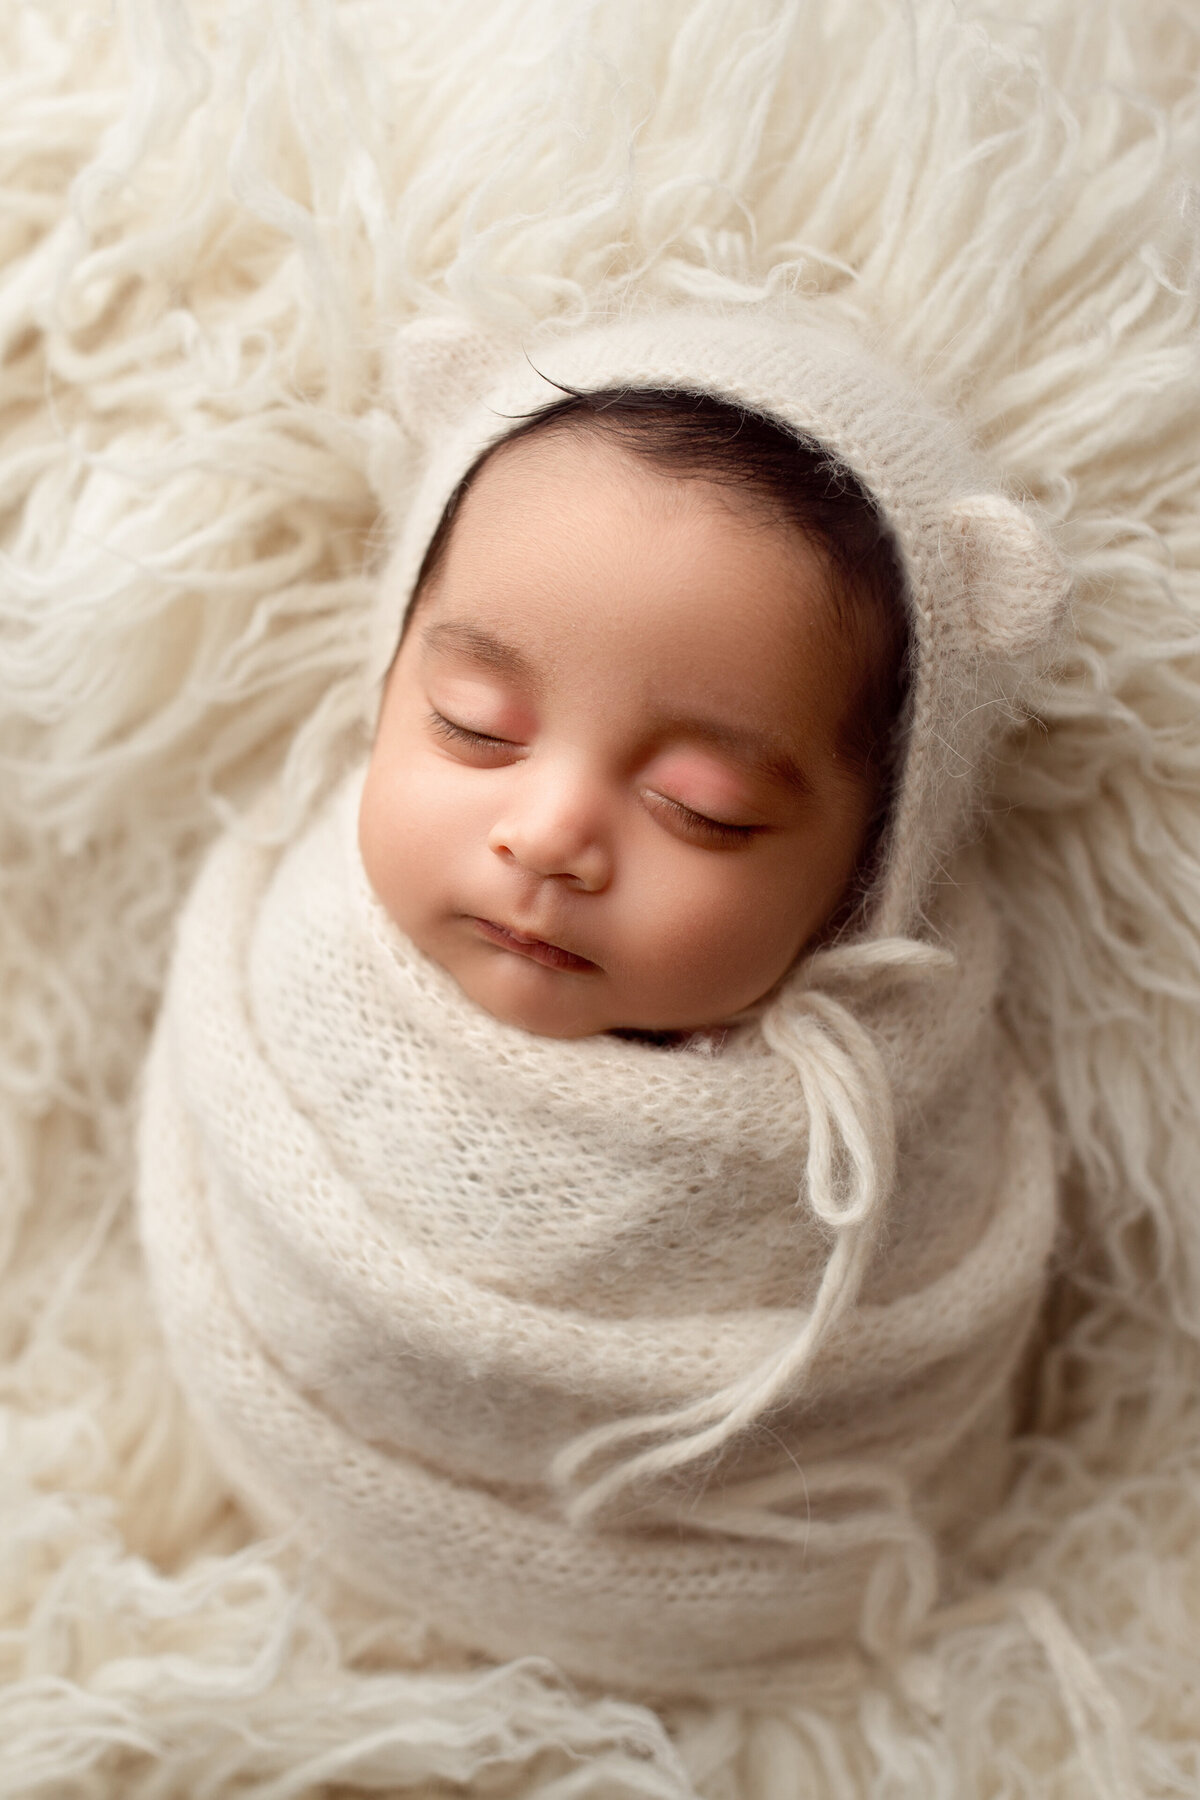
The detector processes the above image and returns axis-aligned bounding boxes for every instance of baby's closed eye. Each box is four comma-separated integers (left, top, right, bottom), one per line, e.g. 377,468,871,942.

642,789,762,848
428,710,522,759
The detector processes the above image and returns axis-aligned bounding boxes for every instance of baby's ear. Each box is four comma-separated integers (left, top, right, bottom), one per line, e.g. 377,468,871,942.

940,494,1072,659
389,313,517,442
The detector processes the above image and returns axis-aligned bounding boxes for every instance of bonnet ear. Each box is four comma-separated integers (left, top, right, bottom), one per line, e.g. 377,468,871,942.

390,313,518,444
940,493,1072,660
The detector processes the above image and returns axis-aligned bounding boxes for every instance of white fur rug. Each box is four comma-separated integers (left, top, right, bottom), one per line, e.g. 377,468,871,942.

3,1,1200,1794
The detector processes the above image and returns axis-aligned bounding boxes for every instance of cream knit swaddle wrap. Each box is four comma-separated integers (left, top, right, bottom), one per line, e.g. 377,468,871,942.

139,307,1069,1695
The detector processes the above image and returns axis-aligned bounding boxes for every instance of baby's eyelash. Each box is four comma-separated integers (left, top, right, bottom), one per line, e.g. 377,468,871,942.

651,792,759,847
428,710,512,750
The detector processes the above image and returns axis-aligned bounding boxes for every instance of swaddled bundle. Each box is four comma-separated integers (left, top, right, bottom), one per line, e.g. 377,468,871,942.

139,307,1069,1697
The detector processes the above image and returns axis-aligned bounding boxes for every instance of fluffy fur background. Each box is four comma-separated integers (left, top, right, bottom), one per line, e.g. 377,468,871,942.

3,0,1200,1793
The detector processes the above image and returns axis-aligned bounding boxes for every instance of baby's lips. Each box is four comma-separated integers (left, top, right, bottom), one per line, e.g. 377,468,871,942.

469,915,600,973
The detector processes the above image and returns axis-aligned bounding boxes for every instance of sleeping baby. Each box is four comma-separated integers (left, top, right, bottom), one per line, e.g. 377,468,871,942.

138,305,1069,1699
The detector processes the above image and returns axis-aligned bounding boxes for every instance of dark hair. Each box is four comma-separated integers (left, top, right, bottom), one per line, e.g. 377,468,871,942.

410,386,910,798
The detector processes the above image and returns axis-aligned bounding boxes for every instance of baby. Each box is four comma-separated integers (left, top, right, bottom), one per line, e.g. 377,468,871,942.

139,306,1067,1697
359,387,907,1040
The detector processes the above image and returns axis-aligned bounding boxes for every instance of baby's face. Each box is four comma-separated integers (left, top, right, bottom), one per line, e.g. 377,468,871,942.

360,432,875,1038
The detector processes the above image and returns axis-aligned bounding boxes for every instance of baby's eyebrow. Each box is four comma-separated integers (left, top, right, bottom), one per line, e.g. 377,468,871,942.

658,716,815,799
420,619,538,684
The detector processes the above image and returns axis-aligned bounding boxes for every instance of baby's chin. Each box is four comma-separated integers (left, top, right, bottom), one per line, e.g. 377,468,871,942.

453,962,627,1039
448,955,741,1041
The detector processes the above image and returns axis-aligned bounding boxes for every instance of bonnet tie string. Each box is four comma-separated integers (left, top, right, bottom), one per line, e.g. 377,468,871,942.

553,938,954,1526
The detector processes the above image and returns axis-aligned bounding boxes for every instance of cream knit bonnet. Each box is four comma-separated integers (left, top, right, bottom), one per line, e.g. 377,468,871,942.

139,303,1070,1697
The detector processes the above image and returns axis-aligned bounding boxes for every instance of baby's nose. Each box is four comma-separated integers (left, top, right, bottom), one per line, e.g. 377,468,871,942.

487,770,611,892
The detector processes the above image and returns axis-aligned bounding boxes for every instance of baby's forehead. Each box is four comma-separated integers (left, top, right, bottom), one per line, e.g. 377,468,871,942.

423,446,838,627
460,422,776,528
394,380,901,663
430,422,842,601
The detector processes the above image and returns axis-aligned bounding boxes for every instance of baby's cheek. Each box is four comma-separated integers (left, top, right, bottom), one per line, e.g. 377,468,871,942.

359,756,445,932
359,778,405,930
635,859,796,996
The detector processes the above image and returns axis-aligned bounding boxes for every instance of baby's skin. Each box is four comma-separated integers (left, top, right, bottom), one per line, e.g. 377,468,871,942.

358,429,875,1039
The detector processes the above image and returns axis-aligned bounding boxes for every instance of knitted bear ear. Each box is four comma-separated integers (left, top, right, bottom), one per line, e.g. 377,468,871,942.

941,493,1072,659
390,313,517,443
